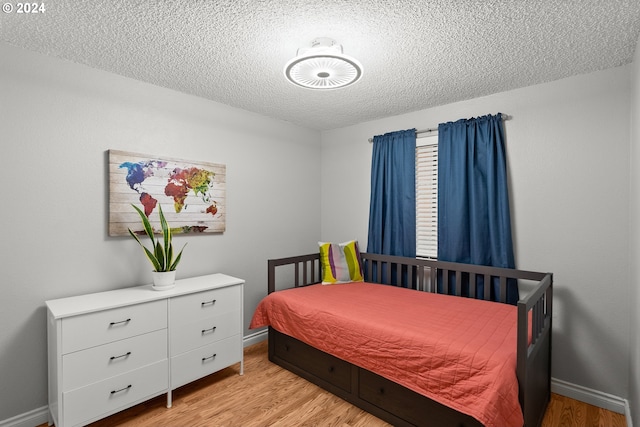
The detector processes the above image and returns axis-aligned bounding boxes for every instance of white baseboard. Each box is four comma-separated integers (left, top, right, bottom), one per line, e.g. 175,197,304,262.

243,328,267,347
551,377,630,421
0,406,48,427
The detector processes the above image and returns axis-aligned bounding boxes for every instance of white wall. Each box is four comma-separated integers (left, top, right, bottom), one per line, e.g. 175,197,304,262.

320,66,632,400
629,34,640,422
0,42,322,422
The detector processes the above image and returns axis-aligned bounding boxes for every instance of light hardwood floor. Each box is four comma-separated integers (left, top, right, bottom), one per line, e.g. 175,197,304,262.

42,340,626,427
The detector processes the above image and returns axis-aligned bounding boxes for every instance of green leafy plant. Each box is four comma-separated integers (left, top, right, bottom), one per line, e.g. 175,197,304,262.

128,204,186,272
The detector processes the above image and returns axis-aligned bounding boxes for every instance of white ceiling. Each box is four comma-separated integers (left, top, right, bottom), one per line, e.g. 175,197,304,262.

1,0,639,130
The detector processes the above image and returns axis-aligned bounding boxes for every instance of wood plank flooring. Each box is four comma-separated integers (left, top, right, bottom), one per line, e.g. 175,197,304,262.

541,393,627,427
41,340,626,427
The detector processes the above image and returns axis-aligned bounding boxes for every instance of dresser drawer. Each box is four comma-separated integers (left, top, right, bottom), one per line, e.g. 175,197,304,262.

170,335,241,389
62,329,167,391
170,310,241,355
170,285,240,327
63,359,168,427
62,300,167,354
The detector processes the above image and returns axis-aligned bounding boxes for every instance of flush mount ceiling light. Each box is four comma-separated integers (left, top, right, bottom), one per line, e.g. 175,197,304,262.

284,37,363,90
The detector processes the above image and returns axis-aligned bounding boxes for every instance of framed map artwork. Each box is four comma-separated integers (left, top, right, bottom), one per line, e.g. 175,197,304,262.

109,150,226,236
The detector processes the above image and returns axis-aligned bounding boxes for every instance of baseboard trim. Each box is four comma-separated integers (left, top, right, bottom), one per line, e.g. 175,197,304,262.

551,377,629,417
0,405,48,427
243,328,267,347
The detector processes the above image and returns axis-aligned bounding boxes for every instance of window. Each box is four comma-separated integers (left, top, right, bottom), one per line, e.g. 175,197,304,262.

416,134,438,258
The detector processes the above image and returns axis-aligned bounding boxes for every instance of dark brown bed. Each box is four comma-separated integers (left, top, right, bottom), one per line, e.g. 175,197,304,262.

261,252,552,427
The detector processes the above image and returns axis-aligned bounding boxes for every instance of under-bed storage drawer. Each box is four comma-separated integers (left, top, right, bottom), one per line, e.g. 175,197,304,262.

272,330,352,393
359,369,482,427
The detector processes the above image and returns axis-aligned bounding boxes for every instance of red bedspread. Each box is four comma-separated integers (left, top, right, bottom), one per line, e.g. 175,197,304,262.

250,282,523,427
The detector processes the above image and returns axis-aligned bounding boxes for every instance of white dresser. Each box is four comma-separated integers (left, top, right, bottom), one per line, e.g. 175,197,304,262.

46,274,244,427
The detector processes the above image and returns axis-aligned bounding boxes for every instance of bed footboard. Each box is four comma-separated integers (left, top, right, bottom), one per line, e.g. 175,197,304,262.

266,252,552,427
517,273,553,427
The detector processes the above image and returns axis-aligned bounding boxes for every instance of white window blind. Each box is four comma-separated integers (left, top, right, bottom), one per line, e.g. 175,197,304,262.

416,134,438,258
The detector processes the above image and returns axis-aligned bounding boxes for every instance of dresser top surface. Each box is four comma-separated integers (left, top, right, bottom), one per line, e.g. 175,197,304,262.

46,273,244,319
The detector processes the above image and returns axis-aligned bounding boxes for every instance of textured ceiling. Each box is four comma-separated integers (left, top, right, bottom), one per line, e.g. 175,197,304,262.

1,0,639,130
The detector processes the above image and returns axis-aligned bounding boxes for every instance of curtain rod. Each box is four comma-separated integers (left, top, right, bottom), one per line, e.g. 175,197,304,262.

367,114,511,143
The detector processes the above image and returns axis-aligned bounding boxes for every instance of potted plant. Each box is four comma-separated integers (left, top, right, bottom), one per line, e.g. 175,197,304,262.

128,204,187,290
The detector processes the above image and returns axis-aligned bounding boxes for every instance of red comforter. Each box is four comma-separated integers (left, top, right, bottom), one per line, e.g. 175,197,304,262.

250,282,523,427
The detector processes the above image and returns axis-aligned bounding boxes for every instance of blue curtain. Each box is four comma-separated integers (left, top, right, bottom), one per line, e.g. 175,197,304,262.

367,129,416,264
437,113,518,304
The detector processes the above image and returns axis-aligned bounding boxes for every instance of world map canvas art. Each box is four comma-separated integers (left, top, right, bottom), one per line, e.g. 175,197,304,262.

109,150,226,236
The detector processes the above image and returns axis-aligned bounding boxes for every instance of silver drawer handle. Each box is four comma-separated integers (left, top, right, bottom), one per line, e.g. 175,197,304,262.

201,326,217,335
109,318,131,326
201,299,216,307
202,353,217,362
110,351,132,361
110,384,132,395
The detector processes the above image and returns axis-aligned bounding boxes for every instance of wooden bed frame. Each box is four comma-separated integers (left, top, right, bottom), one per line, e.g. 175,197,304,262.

266,252,553,427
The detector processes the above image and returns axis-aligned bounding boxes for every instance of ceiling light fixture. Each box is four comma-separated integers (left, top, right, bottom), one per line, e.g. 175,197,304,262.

284,37,363,90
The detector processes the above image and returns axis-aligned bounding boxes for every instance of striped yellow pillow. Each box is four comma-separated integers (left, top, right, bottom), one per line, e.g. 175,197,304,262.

319,240,364,284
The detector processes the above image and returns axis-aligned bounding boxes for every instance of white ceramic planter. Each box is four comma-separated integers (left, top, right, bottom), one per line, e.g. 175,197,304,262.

151,270,176,290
